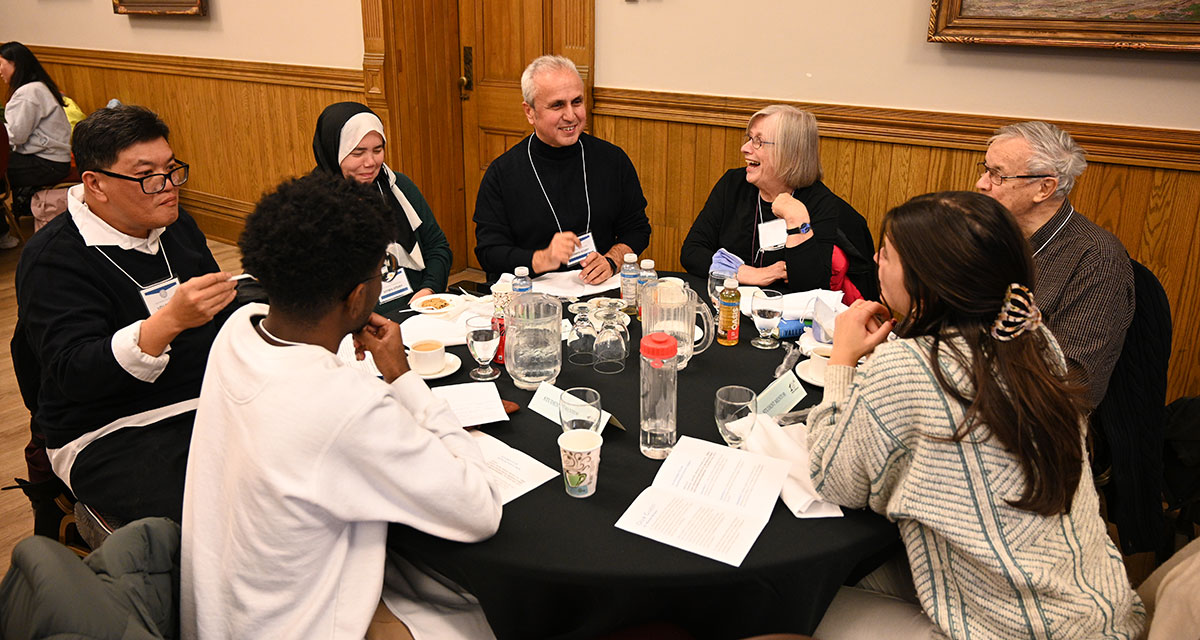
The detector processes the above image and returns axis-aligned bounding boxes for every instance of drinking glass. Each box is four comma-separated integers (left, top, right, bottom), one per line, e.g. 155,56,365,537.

566,313,597,366
715,385,757,448
708,270,736,309
465,315,501,381
750,289,784,350
592,309,628,374
560,387,603,432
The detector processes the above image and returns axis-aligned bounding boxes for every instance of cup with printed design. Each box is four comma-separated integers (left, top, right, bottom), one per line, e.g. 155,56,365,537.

558,429,603,498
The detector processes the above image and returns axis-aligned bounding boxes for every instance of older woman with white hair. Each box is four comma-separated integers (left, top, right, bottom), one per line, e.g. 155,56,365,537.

680,105,877,302
313,101,452,313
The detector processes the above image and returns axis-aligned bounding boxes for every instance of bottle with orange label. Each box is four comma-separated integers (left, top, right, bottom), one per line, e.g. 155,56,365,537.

716,278,740,346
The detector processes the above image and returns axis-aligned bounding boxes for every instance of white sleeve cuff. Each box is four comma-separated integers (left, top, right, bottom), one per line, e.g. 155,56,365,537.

111,320,171,383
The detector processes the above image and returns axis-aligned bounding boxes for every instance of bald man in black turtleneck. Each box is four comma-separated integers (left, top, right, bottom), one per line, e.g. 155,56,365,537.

472,55,651,284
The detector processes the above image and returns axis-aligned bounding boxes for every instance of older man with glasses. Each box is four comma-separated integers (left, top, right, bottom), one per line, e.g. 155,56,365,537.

13,104,238,530
976,120,1133,409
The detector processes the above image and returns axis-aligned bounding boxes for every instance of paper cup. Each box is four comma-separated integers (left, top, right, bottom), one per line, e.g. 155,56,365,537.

558,429,603,498
408,339,446,375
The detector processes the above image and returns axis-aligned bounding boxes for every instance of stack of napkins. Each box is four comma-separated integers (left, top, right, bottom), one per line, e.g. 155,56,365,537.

742,414,843,518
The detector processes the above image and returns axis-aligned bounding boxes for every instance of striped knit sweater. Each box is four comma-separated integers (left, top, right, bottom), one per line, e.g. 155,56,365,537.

808,328,1145,639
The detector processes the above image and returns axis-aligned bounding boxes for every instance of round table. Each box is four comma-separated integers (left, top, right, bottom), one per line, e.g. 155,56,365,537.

386,276,899,639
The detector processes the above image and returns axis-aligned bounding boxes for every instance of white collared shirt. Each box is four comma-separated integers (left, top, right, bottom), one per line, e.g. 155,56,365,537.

67,184,172,382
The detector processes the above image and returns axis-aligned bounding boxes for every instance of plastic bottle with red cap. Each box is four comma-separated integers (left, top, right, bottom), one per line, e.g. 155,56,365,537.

640,332,679,459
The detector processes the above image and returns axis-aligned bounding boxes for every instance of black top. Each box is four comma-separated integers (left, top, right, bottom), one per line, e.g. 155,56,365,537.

473,132,651,279
680,168,878,300
14,208,234,521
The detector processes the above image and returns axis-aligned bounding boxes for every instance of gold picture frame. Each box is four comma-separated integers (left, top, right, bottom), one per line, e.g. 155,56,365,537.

112,0,208,16
928,0,1200,52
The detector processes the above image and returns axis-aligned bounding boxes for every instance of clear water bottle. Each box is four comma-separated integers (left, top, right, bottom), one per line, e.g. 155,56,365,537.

639,332,678,459
512,266,532,293
619,253,639,314
636,259,657,321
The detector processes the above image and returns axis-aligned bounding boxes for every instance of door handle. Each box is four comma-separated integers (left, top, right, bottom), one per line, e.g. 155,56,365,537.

460,46,474,100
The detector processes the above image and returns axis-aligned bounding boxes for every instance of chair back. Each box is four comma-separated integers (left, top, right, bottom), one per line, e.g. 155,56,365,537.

1092,259,1172,554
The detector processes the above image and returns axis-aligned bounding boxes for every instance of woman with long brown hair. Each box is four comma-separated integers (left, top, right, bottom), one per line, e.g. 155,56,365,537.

1,41,72,248
807,191,1144,639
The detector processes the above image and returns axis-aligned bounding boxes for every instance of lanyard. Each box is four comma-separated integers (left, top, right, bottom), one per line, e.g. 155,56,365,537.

527,135,591,235
94,242,174,290
753,191,793,266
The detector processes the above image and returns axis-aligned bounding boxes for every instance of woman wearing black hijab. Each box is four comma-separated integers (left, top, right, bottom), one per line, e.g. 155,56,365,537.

313,102,452,313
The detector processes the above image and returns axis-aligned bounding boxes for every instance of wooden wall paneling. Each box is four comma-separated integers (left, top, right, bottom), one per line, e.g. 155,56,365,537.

590,97,1200,401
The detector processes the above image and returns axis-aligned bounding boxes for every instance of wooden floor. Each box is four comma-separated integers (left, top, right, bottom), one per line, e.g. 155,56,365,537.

0,216,481,575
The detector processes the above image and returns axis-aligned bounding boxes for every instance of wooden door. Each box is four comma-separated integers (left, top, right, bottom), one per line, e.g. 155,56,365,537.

457,0,594,270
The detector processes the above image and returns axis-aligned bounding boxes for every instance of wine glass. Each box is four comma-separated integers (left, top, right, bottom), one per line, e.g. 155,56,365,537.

566,313,597,366
750,289,784,350
708,269,736,309
591,309,628,374
560,387,603,432
465,315,501,381
715,385,757,448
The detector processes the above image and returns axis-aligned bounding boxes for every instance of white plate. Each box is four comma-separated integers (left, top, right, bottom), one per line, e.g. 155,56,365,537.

794,357,826,387
417,353,461,380
411,293,464,314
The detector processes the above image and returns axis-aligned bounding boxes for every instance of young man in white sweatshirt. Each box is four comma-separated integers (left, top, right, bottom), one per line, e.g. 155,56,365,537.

180,172,502,640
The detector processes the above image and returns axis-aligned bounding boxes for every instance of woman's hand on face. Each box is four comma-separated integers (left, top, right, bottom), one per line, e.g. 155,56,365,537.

830,300,894,366
771,192,810,229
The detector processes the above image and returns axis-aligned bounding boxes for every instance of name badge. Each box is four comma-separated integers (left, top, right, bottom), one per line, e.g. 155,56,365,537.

758,369,807,417
757,219,788,252
140,277,180,315
568,232,597,266
379,269,413,304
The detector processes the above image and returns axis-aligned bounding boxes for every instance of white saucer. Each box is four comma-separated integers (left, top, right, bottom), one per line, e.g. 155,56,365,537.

794,357,826,387
417,353,461,380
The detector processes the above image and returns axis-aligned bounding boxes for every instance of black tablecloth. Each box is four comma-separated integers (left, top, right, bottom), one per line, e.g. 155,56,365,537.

386,275,900,640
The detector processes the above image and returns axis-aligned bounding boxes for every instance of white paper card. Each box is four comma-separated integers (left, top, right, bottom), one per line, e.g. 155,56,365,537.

529,381,612,434
567,232,597,266
499,271,621,298
615,436,790,567
757,218,788,251
140,277,180,315
431,382,509,427
379,269,413,304
470,431,558,504
758,370,807,417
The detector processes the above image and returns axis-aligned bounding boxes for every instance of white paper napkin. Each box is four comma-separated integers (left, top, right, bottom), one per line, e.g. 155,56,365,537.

780,290,847,321
742,414,843,518
399,310,487,347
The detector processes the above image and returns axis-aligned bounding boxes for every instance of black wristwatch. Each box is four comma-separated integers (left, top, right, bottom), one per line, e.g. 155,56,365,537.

604,256,618,273
788,223,812,235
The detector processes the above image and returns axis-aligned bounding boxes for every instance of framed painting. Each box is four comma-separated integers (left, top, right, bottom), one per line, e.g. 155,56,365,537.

112,0,208,16
928,0,1200,51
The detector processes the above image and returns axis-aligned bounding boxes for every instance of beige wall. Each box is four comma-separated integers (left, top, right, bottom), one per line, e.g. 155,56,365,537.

595,0,1200,131
0,0,363,68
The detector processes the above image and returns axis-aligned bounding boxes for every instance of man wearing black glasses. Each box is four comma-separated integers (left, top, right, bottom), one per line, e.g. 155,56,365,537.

13,104,238,531
976,120,1133,409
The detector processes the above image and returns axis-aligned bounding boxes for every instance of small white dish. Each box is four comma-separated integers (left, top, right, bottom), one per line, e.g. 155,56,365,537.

794,357,827,387
417,353,461,380
411,293,463,315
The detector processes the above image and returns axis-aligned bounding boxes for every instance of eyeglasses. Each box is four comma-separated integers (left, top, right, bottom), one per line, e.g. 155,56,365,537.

977,161,1053,186
742,134,776,150
346,252,401,297
95,162,190,194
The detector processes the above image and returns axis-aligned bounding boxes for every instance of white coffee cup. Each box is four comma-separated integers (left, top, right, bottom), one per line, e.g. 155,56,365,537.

408,339,446,375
